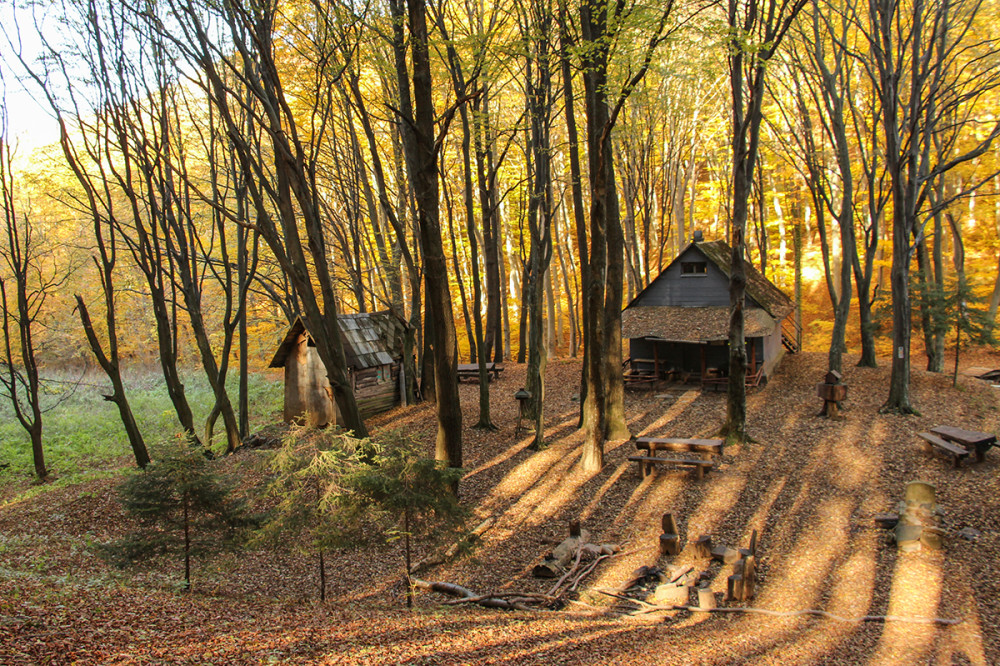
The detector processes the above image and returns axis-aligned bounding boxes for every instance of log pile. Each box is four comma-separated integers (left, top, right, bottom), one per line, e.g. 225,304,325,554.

415,521,620,611
531,521,618,580
608,512,763,613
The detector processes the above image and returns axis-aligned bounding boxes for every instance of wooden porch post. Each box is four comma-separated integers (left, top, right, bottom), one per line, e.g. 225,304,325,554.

700,345,706,379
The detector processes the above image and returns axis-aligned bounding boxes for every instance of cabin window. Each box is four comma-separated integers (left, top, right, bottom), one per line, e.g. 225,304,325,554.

681,261,707,275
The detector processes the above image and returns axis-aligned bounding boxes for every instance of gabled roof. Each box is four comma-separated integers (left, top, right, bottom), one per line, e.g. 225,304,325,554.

624,239,793,321
622,306,777,343
694,240,793,320
269,310,408,369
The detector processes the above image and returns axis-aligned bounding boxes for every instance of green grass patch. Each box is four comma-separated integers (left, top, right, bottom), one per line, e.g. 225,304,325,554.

0,369,282,486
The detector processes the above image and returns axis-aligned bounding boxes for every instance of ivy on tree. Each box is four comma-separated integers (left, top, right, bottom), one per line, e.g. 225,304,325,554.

105,437,247,591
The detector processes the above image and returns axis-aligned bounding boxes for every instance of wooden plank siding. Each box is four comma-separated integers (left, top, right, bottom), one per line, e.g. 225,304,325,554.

630,246,764,310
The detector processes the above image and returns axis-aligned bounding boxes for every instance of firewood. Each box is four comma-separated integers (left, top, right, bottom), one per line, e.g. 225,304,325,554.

697,587,718,610
711,546,742,564
686,534,712,559
659,512,680,556
874,513,899,529
532,524,591,578
727,574,744,601
659,533,681,556
742,556,757,600
662,564,693,584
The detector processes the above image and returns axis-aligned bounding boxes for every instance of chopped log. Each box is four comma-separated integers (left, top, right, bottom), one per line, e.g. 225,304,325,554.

711,546,742,564
532,523,591,578
686,535,713,559
659,534,681,557
662,513,678,535
742,556,757,600
620,565,660,592
651,583,690,606
727,574,744,602
874,513,899,529
664,564,693,584
748,529,758,556
697,587,718,610
659,512,681,556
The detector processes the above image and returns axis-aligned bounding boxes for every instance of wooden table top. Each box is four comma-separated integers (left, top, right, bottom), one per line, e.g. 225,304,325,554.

457,362,500,371
931,425,996,447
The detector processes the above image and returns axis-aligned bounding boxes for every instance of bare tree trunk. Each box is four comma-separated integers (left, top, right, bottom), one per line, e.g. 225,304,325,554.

396,0,463,470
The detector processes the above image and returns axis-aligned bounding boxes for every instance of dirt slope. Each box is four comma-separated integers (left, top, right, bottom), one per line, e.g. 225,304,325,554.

2,351,999,664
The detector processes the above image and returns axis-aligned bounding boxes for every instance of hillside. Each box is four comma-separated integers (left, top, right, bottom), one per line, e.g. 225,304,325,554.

2,351,999,664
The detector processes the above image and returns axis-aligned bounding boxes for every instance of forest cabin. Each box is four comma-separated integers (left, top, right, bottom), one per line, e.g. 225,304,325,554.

621,232,797,387
269,311,409,427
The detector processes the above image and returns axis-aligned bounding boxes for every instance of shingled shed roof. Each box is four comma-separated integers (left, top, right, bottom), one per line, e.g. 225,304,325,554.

693,240,794,320
622,306,777,343
269,311,407,369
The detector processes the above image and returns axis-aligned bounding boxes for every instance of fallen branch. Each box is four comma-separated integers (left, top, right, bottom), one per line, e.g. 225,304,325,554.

410,516,496,574
412,579,556,611
593,589,961,625
570,553,611,592
547,546,585,597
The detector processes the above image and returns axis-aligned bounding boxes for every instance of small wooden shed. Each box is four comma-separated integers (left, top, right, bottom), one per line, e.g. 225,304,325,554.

621,233,796,386
269,311,408,427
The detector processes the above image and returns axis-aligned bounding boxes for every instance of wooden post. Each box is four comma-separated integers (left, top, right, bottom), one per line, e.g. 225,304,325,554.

749,338,756,377
700,345,706,380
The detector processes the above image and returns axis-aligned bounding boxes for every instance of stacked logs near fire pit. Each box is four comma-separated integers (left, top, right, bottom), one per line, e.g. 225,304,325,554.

625,513,761,609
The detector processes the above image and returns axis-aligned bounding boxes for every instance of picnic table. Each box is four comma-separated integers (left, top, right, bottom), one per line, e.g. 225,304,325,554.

930,425,996,463
633,436,724,456
627,436,724,481
456,362,504,383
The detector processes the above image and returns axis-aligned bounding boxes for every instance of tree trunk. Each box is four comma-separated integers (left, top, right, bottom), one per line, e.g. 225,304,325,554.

398,0,463,470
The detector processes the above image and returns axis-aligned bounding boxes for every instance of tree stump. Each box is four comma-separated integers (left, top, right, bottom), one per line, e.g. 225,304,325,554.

686,534,713,559
894,481,943,552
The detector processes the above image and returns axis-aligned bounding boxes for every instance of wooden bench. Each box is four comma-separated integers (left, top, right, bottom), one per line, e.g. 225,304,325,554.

627,455,715,480
456,363,504,383
931,425,995,463
917,432,970,468
634,436,723,456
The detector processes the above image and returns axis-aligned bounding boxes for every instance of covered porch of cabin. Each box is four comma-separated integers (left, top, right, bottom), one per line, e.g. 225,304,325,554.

623,336,766,389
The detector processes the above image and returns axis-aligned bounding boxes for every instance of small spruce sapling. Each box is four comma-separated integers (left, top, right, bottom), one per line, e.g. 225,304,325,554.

258,427,371,601
347,432,465,607
105,436,246,591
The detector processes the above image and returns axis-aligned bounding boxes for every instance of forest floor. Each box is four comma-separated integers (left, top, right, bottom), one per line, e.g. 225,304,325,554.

2,350,1000,664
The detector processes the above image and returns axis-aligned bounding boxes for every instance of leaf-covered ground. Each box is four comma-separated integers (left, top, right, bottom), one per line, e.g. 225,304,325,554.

2,351,999,664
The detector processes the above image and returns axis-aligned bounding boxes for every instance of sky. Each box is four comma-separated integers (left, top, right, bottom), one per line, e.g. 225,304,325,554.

1,2,60,155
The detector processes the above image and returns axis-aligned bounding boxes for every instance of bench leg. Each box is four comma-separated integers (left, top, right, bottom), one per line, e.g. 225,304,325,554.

952,454,962,469
695,465,704,481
